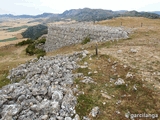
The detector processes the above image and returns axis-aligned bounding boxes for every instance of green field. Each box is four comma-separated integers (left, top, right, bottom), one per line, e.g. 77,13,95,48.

0,26,9,28
6,25,28,32
0,37,17,42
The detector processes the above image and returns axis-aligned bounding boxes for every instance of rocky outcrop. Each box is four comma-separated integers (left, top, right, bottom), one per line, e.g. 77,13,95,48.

45,22,129,52
0,51,88,120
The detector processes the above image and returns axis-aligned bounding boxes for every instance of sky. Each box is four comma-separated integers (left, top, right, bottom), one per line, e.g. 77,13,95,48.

0,0,160,15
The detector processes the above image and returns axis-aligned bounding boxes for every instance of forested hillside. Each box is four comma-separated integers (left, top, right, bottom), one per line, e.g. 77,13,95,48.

22,24,48,40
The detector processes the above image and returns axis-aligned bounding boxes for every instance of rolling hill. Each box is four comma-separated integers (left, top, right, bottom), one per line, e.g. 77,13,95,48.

0,13,56,19
21,24,48,40
46,8,160,22
0,8,160,23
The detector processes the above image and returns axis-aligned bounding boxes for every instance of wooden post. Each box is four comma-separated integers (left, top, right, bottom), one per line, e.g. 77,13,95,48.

96,42,98,56
141,22,143,27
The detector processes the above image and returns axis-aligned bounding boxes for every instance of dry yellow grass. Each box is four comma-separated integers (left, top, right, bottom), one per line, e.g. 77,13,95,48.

97,17,160,28
0,18,40,45
70,17,160,119
0,18,40,28
97,17,160,90
74,54,160,120
0,45,35,87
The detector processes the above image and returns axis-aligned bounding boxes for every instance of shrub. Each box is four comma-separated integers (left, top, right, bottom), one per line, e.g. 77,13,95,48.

35,49,45,54
25,41,46,58
16,39,34,46
24,38,46,58
37,52,46,59
25,44,35,55
81,36,90,45
36,38,46,44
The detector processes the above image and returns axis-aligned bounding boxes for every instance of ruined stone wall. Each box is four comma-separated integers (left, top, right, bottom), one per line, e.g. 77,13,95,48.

45,23,129,52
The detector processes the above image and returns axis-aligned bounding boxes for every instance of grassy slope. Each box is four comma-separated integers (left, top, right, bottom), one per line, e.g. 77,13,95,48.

0,17,159,119
73,54,159,120
0,45,35,87
98,17,160,90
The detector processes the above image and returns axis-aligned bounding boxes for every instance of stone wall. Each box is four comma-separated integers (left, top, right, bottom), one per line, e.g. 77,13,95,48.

45,22,129,52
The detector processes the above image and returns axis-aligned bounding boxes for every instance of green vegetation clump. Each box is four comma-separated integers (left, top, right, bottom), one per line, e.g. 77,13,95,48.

37,52,46,59
35,38,46,44
0,71,10,88
81,36,90,45
16,38,46,58
25,38,46,58
15,39,34,46
26,45,45,56
25,44,36,55
76,94,96,117
22,24,48,40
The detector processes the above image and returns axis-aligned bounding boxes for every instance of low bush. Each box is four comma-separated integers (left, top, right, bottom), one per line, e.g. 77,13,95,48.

37,51,46,59
81,36,90,45
37,38,46,44
16,39,34,46
25,44,35,55
25,39,46,58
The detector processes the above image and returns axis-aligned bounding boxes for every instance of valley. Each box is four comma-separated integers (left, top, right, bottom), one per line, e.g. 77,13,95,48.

0,18,40,47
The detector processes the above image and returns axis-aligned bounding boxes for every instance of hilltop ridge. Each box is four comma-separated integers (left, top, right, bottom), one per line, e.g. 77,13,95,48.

1,8,160,22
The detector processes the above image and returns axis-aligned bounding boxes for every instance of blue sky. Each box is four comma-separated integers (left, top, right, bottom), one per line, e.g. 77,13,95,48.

0,0,160,15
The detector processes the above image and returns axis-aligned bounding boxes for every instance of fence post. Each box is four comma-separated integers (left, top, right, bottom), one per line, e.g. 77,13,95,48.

96,42,98,56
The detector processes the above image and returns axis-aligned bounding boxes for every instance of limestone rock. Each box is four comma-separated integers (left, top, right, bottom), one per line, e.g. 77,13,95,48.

114,78,125,85
101,93,111,99
83,116,90,120
41,115,49,120
1,104,22,117
126,72,133,79
130,48,137,53
81,77,96,84
64,117,72,120
90,106,100,117
117,50,123,54
0,52,85,119
73,114,80,120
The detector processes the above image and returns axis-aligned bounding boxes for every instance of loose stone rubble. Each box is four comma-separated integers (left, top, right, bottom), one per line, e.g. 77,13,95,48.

0,51,88,120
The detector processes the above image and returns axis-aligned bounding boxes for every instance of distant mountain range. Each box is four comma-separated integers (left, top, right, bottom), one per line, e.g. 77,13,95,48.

151,11,160,15
0,8,160,22
0,13,56,19
47,8,160,22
